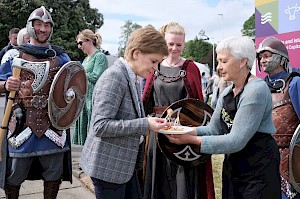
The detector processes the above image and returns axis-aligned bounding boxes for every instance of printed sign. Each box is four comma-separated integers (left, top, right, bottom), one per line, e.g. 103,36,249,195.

255,0,300,77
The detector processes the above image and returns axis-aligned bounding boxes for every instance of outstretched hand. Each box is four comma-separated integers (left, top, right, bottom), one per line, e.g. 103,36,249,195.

164,129,200,145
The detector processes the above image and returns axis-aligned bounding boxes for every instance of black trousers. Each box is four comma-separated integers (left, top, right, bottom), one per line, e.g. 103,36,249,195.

222,133,281,199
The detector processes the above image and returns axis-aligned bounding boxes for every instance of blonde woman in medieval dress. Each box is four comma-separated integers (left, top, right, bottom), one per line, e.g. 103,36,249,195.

72,29,108,145
142,22,215,199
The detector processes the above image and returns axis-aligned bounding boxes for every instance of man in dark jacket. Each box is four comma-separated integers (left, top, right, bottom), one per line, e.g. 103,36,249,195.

0,28,20,62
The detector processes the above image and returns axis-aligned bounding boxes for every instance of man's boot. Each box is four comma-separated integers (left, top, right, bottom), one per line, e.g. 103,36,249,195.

4,184,20,199
44,180,61,199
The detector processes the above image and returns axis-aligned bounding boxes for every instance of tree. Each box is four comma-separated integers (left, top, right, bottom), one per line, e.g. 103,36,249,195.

118,20,142,57
182,36,214,75
0,0,104,61
241,13,255,39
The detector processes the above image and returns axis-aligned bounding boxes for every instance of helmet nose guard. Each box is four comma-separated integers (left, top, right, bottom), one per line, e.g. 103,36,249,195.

26,6,54,41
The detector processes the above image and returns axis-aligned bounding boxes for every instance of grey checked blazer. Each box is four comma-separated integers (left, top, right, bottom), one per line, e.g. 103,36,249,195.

80,59,149,184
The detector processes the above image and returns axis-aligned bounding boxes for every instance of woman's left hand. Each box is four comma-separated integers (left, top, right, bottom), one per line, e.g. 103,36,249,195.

165,131,201,145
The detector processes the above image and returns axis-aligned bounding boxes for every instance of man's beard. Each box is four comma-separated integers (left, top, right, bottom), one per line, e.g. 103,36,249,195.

35,31,50,44
36,37,48,44
263,54,281,74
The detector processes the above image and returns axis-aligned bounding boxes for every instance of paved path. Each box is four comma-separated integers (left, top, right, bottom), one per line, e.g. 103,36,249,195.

0,146,95,199
0,96,95,198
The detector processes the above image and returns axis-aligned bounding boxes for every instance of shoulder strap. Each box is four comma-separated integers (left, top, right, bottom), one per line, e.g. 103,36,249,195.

182,60,195,98
290,71,300,78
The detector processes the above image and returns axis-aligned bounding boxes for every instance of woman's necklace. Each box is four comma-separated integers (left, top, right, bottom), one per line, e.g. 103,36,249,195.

165,58,182,67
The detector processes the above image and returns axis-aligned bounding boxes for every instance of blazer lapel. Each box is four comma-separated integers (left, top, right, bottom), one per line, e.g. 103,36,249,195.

119,62,142,117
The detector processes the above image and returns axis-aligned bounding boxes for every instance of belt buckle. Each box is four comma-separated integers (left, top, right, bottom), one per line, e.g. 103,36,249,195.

31,95,48,109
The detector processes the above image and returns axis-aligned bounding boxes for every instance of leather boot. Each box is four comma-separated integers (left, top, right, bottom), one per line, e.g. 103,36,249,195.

44,180,61,199
4,184,20,199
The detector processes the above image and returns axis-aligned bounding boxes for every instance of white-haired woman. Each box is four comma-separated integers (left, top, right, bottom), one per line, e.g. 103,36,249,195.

166,36,281,199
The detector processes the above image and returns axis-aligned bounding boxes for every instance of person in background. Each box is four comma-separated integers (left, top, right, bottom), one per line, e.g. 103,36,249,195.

204,75,214,104
257,36,300,199
0,6,73,198
211,69,232,109
1,27,30,65
166,36,281,199
72,29,108,146
142,22,215,199
79,27,169,199
16,27,30,46
201,71,208,91
102,50,117,67
0,28,20,62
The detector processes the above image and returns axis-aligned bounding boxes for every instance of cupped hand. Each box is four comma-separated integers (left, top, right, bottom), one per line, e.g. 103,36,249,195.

164,130,200,145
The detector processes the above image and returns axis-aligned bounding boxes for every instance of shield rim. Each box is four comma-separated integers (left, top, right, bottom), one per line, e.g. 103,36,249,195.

289,124,300,193
48,61,87,130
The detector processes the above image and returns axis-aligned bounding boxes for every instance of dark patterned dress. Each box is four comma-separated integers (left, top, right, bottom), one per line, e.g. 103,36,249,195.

143,62,215,199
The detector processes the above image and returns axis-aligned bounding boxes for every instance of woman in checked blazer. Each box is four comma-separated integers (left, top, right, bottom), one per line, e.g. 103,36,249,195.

80,27,169,199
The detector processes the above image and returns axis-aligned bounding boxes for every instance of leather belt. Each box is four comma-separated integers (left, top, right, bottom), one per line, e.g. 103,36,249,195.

18,95,48,109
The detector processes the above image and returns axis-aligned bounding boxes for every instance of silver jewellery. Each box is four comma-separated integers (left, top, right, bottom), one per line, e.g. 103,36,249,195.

154,69,186,83
165,58,182,67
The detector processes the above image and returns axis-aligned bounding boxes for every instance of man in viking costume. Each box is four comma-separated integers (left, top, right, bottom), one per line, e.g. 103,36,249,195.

0,6,83,199
257,36,300,199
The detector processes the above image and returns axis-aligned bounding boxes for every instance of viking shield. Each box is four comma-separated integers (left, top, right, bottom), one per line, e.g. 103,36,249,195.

157,98,213,167
289,124,300,193
48,61,87,130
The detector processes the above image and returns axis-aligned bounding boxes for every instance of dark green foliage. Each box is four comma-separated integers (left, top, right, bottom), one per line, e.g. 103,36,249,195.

182,37,214,74
182,37,212,63
0,0,104,61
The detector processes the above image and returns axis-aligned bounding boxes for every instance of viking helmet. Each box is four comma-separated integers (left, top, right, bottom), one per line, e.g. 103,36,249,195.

256,37,289,73
26,6,54,42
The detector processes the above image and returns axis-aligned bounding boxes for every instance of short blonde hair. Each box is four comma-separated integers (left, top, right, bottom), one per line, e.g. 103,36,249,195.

124,27,168,61
76,29,102,49
159,22,185,37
